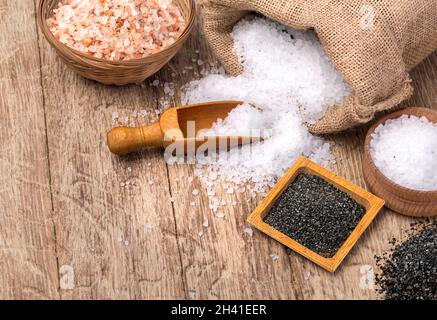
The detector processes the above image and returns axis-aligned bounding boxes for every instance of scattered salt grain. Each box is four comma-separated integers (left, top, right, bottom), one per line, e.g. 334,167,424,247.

47,0,186,61
192,189,199,196
304,271,311,280
270,253,280,261
197,230,204,237
244,227,254,237
370,115,437,191
190,201,195,206
124,240,129,246
111,112,119,120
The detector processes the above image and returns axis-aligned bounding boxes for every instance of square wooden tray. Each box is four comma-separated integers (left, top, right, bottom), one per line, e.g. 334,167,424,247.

247,156,385,272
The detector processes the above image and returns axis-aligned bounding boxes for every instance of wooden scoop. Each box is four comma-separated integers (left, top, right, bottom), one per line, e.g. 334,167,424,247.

107,100,260,155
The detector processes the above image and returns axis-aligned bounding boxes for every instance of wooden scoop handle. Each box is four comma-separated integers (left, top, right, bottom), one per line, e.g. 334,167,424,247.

107,121,164,155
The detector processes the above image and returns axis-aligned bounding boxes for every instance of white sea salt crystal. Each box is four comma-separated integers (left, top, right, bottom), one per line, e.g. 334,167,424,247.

192,189,199,196
215,211,225,219
152,79,160,86
179,17,348,195
304,271,311,280
270,253,279,261
190,201,196,206
370,115,437,191
197,230,204,237
111,112,119,120
244,227,254,237
164,84,172,95
202,219,209,228
169,197,176,203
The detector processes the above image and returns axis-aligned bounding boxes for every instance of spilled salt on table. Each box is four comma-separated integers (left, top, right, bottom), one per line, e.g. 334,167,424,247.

179,17,350,196
244,227,254,237
202,218,209,228
47,0,186,61
370,115,437,191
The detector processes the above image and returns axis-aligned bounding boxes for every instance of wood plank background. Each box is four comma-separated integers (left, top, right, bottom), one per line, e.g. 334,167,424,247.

0,0,436,299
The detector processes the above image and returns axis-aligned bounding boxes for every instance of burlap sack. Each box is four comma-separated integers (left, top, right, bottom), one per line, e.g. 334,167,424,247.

202,0,437,133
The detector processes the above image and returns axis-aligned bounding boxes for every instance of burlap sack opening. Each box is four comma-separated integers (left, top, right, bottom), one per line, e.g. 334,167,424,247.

202,0,437,134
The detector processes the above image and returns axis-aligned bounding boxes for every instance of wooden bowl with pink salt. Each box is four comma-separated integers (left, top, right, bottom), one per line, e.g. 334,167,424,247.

38,0,196,85
363,107,437,217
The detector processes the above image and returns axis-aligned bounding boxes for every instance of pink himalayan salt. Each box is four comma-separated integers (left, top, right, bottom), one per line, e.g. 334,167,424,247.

47,0,186,61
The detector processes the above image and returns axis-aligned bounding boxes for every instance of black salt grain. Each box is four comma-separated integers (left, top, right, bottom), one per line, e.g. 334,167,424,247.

264,173,366,258
375,222,437,300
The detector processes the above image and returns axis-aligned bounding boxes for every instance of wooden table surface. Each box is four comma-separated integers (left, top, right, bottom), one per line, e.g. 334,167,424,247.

1,0,436,300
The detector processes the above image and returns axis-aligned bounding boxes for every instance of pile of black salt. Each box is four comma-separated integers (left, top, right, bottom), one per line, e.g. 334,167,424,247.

264,173,366,258
375,221,437,300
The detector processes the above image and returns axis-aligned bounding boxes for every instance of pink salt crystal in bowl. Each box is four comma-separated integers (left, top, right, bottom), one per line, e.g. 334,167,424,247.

38,0,196,85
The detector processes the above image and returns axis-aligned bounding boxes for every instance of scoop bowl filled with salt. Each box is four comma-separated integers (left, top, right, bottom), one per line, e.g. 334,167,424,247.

363,107,437,217
37,0,196,85
107,101,262,155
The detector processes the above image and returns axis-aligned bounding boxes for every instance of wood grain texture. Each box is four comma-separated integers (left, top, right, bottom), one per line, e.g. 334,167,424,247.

0,0,435,299
36,17,186,298
0,0,59,299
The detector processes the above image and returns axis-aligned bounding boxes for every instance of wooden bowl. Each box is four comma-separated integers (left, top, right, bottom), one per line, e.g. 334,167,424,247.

37,0,196,85
247,156,385,272
363,107,437,217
